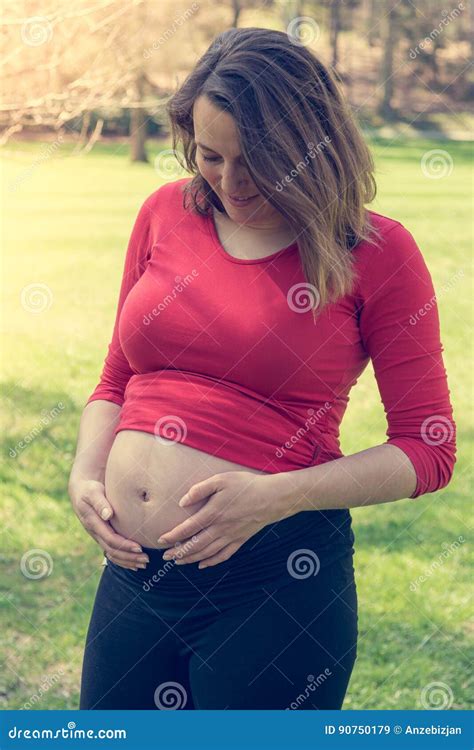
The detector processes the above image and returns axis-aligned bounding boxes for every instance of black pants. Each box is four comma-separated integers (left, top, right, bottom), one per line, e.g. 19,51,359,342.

79,509,358,710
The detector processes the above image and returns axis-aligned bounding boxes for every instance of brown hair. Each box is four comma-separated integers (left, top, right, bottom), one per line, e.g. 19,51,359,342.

166,26,381,318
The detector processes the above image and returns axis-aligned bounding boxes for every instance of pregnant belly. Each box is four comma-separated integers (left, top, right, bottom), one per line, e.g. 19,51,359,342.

104,429,269,548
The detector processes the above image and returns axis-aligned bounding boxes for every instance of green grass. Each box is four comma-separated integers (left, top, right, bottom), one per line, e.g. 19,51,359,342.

1,136,472,710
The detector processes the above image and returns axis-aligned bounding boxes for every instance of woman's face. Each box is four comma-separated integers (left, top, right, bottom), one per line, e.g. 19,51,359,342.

193,95,286,230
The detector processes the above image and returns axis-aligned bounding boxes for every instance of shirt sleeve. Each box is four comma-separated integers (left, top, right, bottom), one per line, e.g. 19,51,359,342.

358,222,457,499
85,191,157,408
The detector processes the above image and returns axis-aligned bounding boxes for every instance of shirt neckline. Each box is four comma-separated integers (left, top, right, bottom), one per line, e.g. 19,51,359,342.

206,207,299,265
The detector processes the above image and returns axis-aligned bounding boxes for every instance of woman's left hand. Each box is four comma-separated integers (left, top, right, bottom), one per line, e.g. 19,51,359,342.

156,471,294,569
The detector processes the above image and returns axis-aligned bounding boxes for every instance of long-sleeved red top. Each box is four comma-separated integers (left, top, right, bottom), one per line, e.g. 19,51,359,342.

86,177,457,499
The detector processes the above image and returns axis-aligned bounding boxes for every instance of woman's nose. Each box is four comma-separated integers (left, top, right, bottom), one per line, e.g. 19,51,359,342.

220,166,250,195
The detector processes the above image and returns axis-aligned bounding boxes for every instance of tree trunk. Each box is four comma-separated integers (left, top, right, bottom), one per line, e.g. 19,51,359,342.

130,0,148,163
130,101,148,163
330,0,342,70
231,0,242,27
377,0,397,120
367,0,378,47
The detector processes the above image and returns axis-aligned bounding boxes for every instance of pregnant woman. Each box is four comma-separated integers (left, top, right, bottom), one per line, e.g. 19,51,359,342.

69,27,456,710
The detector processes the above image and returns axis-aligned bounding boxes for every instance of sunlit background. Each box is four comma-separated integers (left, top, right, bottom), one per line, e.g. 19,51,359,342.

1,0,472,711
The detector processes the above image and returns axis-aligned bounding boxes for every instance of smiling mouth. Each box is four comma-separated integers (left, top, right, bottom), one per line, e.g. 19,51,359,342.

225,193,259,206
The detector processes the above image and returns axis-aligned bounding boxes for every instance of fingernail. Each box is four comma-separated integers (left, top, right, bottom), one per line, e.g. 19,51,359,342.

138,556,149,563
101,507,112,520
132,545,142,553
137,563,147,569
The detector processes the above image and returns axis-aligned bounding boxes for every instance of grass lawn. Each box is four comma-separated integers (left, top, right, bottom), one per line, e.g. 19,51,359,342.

1,136,472,710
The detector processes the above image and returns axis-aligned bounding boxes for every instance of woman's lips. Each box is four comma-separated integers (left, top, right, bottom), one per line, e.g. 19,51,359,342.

225,193,259,208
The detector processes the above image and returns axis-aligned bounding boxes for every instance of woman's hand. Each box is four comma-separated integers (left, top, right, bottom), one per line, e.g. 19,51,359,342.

156,471,295,569
68,478,149,570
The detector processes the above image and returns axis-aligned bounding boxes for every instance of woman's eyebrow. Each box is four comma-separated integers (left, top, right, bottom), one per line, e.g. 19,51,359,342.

195,142,218,152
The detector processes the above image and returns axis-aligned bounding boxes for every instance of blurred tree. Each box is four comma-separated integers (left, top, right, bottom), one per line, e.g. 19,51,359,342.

377,0,470,119
0,0,222,157
377,0,401,120
276,0,306,29
323,0,362,71
0,0,470,148
230,0,274,26
130,0,148,163
403,0,471,96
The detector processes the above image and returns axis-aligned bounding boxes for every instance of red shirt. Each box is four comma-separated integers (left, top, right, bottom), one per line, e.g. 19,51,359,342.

86,177,457,499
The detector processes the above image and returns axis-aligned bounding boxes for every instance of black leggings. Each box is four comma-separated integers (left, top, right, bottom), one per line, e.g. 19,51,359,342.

79,509,358,710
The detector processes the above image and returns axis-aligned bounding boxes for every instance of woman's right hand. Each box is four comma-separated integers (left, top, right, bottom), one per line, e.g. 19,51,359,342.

68,478,149,571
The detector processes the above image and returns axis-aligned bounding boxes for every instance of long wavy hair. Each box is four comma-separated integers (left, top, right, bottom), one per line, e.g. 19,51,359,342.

166,26,381,319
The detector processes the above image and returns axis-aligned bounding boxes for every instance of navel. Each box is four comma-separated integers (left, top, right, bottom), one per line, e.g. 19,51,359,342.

138,488,152,503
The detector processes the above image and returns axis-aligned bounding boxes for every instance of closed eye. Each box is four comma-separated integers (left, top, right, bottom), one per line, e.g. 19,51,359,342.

202,155,221,162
